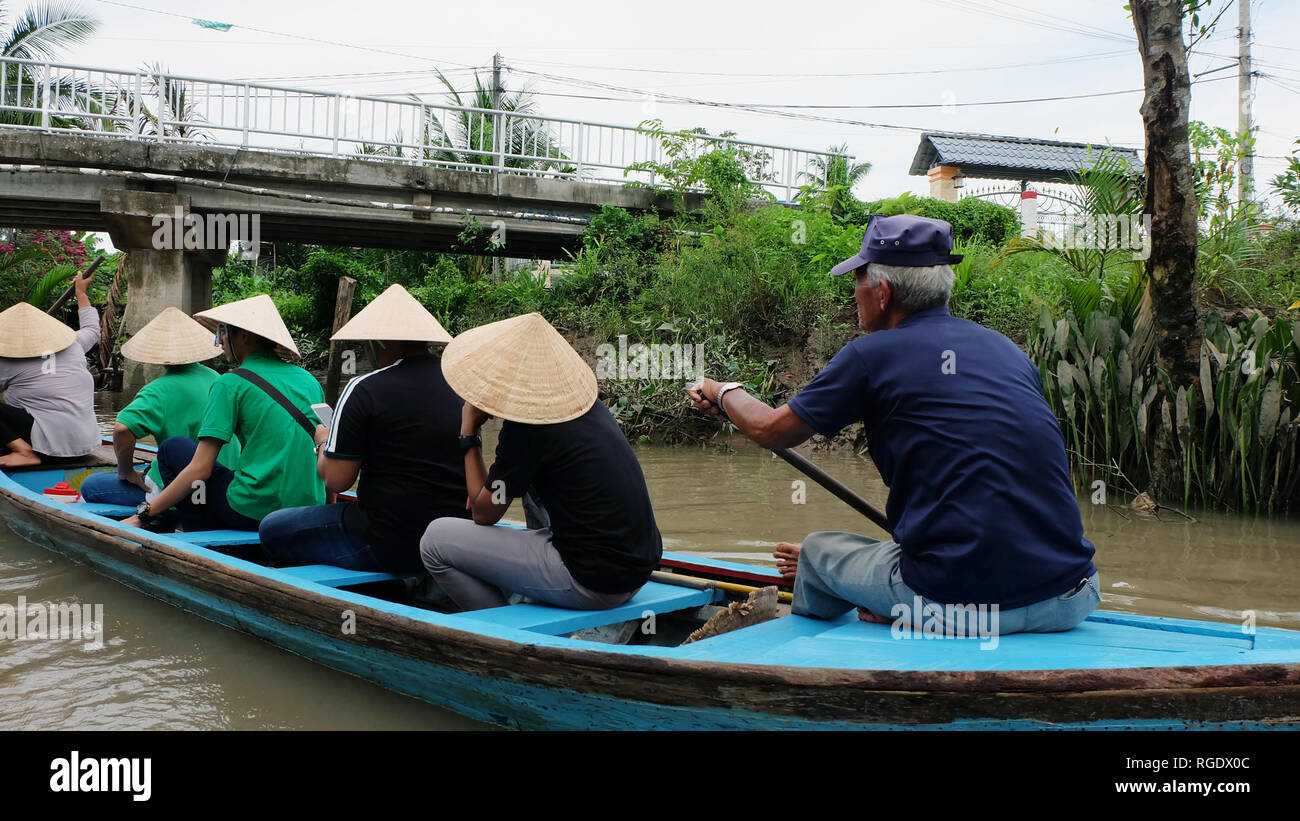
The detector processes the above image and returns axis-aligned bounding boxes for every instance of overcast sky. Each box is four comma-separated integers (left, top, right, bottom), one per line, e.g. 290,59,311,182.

60,0,1300,206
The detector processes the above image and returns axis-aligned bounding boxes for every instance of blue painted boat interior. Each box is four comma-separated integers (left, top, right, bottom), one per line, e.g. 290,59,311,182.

6,460,1300,674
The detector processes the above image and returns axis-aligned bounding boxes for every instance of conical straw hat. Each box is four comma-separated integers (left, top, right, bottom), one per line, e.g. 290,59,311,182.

193,294,300,359
0,302,77,358
441,312,597,425
332,284,452,343
121,306,223,365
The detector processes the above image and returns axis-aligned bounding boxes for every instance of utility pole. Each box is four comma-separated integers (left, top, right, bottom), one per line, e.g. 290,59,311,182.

491,52,503,113
491,52,504,281
1238,0,1254,205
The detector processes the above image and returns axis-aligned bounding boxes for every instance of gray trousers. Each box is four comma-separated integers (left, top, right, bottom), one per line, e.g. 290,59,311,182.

419,517,636,611
794,531,1100,635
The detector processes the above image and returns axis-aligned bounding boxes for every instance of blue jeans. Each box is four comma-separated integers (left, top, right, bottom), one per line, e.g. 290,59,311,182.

259,501,380,570
80,470,149,506
155,436,259,532
794,531,1100,636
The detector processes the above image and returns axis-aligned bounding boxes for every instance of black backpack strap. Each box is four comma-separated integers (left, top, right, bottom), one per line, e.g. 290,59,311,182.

231,368,316,440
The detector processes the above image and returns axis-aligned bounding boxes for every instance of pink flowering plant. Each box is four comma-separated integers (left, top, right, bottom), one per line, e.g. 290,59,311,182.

0,230,103,311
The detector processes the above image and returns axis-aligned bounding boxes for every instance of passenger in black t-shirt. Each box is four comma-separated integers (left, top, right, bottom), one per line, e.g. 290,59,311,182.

259,286,468,572
421,312,663,611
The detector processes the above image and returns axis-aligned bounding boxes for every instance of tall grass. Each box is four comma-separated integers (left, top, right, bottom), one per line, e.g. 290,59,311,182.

1031,305,1300,512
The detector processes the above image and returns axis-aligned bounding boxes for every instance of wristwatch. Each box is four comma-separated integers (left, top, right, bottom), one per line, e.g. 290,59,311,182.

135,500,156,525
458,433,483,453
715,382,745,419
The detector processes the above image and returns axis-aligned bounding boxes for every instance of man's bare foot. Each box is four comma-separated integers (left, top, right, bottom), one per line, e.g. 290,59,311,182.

1,439,41,469
857,606,891,624
773,541,800,582
0,450,41,468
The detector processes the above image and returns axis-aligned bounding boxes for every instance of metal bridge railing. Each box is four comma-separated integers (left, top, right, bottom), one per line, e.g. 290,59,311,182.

0,55,846,201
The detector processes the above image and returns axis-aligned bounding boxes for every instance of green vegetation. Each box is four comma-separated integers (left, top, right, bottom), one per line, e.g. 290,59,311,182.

1271,139,1300,217
1021,131,1300,512
858,192,1020,246
358,69,572,174
0,229,110,311
1032,306,1299,512
0,1,98,128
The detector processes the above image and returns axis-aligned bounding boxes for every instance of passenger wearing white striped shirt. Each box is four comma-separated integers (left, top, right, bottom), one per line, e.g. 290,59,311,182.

258,286,469,572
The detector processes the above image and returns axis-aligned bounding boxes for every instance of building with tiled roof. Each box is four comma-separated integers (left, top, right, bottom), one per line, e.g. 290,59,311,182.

910,131,1142,200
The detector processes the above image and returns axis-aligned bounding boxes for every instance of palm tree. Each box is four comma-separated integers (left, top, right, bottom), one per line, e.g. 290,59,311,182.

1002,148,1146,284
1001,147,1155,367
0,2,98,126
414,69,572,175
800,143,870,218
2,1,95,59
114,62,209,139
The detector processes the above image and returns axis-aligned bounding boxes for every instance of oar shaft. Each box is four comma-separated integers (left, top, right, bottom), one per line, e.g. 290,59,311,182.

650,571,793,604
773,447,891,533
47,255,106,315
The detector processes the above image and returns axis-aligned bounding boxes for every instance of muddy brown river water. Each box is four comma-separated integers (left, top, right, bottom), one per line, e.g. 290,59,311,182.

0,392,1296,729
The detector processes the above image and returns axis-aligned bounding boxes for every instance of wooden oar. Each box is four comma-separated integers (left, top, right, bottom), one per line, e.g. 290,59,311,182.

46,255,106,315
772,447,890,533
651,570,793,604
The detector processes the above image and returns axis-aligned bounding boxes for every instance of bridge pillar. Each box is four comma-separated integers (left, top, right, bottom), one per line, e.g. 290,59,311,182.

101,190,226,395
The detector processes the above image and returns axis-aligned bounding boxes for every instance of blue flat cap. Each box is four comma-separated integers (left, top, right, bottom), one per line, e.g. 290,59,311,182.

830,214,964,276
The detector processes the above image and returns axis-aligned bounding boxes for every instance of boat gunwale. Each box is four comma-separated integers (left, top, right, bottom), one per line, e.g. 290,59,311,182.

4,463,1300,703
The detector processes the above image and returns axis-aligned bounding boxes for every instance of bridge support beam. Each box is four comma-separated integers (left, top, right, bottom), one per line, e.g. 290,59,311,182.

101,190,226,395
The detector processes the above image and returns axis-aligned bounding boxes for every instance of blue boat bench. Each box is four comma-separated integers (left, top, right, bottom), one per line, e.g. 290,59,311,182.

63,502,138,518
274,564,421,588
464,582,724,636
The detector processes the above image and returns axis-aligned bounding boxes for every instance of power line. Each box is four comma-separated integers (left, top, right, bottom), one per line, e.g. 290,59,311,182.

506,65,1239,112
924,0,1135,44
87,0,479,71
231,68,487,84
76,3,1287,144
372,70,1232,139
507,49,1134,80
1261,74,1300,97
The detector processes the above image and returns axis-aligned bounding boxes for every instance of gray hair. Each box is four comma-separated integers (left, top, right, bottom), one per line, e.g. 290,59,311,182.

863,262,955,312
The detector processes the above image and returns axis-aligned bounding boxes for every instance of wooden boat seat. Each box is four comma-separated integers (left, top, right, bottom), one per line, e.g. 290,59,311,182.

274,564,421,588
465,581,724,636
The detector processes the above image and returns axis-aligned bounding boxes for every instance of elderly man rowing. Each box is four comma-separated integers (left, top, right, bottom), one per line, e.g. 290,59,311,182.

689,214,1098,635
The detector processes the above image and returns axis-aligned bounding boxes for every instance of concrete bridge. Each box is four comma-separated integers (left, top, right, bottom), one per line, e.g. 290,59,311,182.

0,129,671,255
0,56,842,386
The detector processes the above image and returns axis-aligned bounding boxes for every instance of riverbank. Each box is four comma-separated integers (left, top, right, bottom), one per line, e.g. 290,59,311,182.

65,178,1300,513
231,199,1048,447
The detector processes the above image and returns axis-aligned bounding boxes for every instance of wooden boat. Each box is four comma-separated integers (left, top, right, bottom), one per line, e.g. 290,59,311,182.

3,442,1300,730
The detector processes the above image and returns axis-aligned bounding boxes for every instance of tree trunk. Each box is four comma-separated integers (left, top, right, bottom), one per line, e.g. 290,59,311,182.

323,275,357,407
1131,0,1202,502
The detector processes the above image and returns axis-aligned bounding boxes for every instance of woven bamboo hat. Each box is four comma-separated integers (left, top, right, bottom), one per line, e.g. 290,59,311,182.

0,302,77,358
332,284,452,344
193,294,300,359
121,306,223,365
441,312,597,424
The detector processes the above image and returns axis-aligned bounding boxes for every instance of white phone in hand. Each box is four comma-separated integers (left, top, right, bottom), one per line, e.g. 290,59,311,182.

311,403,334,428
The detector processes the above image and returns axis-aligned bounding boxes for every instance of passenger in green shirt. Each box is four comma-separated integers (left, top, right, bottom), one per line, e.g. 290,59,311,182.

123,296,324,533
119,363,243,486
82,308,240,508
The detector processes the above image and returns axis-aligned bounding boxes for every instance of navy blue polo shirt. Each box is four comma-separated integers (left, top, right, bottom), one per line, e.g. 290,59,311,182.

787,306,1096,609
